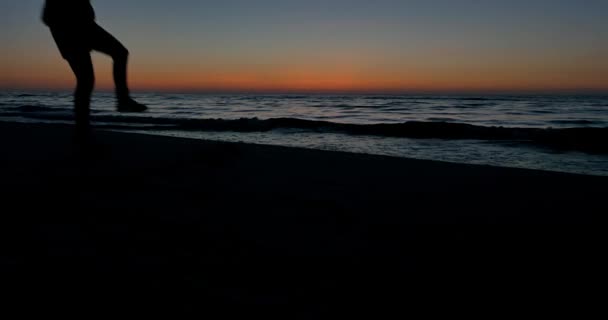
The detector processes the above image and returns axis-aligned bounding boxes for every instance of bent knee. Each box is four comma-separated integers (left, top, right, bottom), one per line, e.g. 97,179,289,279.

113,46,129,60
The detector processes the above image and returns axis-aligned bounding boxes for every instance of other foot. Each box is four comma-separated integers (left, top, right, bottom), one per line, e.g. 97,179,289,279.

117,98,148,112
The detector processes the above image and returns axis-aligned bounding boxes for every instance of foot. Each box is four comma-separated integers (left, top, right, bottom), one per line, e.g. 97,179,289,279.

117,98,148,112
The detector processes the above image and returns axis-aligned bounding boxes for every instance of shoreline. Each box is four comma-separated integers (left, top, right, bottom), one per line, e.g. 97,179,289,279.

5,119,607,177
117,128,608,177
3,117,607,177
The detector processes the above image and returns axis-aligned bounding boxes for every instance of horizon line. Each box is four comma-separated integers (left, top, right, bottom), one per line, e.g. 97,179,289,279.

2,87,607,96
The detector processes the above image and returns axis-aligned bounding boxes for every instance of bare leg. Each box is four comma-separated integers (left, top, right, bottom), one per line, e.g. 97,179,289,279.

66,54,95,135
113,48,130,102
90,24,146,111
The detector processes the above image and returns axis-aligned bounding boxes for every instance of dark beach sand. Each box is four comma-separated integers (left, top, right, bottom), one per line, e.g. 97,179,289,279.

0,122,603,316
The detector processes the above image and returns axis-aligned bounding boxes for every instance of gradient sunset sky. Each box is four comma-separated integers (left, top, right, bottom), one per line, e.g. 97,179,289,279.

1,0,607,93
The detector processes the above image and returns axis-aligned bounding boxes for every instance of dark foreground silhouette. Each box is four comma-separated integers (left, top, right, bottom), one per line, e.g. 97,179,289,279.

0,122,602,317
43,0,147,134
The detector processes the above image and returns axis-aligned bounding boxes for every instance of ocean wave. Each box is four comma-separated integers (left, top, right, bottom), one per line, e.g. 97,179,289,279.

530,110,553,114
550,120,598,125
426,117,459,122
248,95,310,100
460,103,496,107
310,104,370,109
15,105,70,113
360,96,522,102
2,111,606,153
360,96,411,100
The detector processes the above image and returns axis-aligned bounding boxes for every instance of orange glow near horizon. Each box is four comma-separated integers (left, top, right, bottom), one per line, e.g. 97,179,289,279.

3,57,607,94
2,38,607,94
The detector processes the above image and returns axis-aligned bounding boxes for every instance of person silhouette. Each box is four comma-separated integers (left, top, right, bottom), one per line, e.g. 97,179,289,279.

42,0,147,133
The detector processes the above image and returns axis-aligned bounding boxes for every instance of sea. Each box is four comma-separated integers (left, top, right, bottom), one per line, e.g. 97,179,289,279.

1,91,607,176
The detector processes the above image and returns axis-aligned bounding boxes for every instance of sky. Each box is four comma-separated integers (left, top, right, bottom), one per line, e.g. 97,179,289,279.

1,0,607,93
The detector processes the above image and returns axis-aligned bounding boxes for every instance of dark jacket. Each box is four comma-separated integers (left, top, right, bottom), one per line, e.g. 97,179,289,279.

42,0,96,27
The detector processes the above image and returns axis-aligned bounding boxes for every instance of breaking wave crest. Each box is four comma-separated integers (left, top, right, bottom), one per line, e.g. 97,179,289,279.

2,107,607,154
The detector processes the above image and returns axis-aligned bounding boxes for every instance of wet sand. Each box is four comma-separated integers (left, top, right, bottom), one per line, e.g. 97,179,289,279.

0,122,603,316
